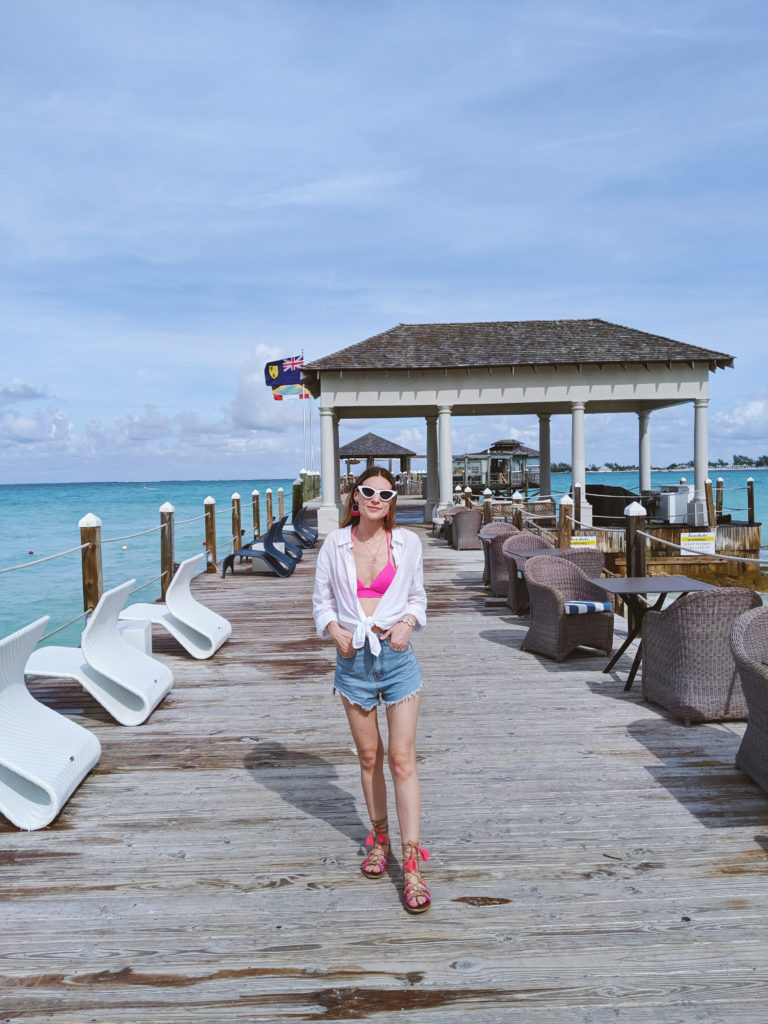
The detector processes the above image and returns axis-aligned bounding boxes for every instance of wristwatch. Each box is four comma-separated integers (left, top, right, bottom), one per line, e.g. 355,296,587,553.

399,615,417,629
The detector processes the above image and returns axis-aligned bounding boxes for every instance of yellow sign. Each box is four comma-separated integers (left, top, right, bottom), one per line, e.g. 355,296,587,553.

570,536,597,549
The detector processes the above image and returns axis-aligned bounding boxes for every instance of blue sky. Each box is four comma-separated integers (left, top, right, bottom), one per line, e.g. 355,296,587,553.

1,0,765,483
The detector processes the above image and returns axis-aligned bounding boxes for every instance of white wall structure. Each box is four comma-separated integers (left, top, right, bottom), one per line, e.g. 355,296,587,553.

303,320,733,534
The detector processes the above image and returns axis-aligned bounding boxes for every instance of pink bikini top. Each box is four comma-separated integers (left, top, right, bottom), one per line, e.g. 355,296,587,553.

354,528,397,599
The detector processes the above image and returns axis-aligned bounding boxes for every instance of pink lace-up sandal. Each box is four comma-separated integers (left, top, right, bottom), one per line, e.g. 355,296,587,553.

361,818,390,878
402,841,431,913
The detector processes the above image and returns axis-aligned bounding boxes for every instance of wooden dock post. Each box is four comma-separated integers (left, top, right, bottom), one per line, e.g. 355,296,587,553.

231,493,242,555
278,487,285,519
292,477,303,521
482,488,493,523
511,490,524,530
79,513,103,613
625,502,647,579
159,502,175,600
705,479,716,528
558,495,573,548
748,477,755,524
204,496,217,573
252,490,261,539
624,500,647,633
716,477,724,517
266,489,274,529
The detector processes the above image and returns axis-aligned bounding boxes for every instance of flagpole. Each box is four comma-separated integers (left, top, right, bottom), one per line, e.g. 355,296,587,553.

301,349,308,471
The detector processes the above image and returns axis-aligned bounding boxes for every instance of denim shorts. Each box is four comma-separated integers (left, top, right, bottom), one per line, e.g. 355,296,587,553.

334,638,424,710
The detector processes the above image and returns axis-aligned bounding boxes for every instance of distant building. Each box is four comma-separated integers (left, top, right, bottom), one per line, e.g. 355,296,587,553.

453,439,540,494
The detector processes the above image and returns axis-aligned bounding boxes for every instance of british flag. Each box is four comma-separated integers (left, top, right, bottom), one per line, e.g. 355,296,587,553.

283,355,304,372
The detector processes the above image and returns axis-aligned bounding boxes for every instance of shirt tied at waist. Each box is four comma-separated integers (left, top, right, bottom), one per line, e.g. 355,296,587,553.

353,618,385,656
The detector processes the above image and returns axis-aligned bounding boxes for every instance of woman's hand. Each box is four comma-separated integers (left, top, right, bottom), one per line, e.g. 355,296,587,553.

382,619,414,651
328,621,355,658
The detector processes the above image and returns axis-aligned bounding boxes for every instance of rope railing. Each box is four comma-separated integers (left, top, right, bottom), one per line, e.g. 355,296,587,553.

102,522,166,544
175,511,209,525
563,513,615,535
0,543,90,575
40,610,89,642
128,573,167,596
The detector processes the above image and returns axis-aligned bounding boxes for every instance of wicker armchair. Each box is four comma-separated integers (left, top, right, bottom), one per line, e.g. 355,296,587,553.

554,548,605,577
451,508,483,550
502,534,555,614
730,606,768,794
479,522,519,589
642,587,761,726
521,556,614,661
440,505,466,545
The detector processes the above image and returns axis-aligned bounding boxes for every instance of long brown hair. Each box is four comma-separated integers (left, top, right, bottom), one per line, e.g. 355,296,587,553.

340,465,398,530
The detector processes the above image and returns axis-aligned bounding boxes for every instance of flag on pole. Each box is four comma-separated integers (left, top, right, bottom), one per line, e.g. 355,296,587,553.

264,355,304,388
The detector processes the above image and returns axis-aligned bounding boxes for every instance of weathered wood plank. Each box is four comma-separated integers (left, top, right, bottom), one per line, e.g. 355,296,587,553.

3,518,767,1023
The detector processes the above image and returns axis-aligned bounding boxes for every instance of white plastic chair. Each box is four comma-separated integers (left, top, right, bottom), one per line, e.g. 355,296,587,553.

26,580,174,726
1,617,101,830
119,553,232,659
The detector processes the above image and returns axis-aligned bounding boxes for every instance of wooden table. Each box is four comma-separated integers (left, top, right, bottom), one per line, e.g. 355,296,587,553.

588,574,716,691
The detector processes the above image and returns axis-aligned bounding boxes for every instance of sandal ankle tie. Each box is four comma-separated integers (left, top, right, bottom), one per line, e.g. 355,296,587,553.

403,843,430,873
366,827,389,847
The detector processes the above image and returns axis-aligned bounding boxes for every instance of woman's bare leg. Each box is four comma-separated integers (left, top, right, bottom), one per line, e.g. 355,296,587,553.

386,692,430,908
385,693,422,844
342,697,388,823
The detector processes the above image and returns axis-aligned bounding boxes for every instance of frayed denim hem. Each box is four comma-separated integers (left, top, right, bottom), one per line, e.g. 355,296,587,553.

332,682,424,711
383,683,423,708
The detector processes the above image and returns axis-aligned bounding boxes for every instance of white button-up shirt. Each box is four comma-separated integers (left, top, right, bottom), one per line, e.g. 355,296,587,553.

312,525,427,656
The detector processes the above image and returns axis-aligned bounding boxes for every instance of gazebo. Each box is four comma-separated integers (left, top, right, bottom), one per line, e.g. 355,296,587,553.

337,432,417,479
302,319,734,534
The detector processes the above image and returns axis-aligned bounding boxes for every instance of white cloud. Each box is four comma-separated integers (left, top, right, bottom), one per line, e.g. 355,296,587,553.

0,378,48,405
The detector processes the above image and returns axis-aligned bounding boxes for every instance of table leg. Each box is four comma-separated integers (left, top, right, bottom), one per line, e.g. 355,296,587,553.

623,593,666,692
624,643,643,691
602,628,639,674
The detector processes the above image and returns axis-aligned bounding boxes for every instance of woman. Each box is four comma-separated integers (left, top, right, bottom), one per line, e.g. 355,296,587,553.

312,466,430,913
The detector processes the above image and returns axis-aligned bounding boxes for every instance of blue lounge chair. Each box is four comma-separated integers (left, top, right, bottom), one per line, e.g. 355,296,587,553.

222,516,296,578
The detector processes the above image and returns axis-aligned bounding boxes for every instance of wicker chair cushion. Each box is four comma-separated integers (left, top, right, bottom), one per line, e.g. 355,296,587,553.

564,600,612,615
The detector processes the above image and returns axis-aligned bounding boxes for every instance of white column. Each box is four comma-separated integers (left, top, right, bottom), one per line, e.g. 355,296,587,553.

638,410,651,493
570,401,592,527
424,414,439,522
537,413,551,499
332,412,340,506
318,406,340,534
693,398,709,501
437,405,453,509
570,402,586,495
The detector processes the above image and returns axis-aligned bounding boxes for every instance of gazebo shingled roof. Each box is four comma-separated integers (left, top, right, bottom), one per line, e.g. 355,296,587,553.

303,319,734,374
337,432,416,459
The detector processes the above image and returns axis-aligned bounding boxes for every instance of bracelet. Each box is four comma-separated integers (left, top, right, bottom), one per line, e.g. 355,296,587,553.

399,615,417,629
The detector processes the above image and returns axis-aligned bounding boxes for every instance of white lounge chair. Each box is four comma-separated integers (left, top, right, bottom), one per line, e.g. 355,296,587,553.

119,553,232,659
1,617,101,830
26,580,174,726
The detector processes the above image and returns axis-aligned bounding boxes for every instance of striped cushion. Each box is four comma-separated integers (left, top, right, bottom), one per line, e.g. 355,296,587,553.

563,600,612,615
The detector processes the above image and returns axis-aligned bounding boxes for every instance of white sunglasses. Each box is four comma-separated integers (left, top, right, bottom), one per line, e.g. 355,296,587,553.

357,485,397,502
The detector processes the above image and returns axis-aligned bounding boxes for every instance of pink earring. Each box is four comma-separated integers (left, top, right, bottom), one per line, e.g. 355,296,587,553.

351,501,360,517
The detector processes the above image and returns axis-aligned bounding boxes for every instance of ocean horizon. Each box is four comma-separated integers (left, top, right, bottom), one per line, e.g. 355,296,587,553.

1,470,766,646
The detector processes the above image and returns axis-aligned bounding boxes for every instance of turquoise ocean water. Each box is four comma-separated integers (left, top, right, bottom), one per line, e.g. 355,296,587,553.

0,478,294,645
1,470,765,646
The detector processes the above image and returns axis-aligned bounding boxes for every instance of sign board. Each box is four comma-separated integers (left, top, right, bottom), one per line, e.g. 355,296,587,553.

570,535,597,549
680,532,716,556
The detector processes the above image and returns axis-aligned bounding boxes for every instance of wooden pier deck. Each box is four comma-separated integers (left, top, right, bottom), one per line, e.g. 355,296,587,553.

5,521,768,1023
